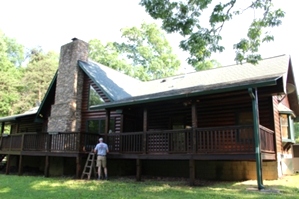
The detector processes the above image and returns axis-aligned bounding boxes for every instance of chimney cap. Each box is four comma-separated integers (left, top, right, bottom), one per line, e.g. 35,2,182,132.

72,37,78,41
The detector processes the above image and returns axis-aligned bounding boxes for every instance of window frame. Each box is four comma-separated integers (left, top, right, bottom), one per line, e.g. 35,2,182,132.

86,118,116,134
88,85,105,110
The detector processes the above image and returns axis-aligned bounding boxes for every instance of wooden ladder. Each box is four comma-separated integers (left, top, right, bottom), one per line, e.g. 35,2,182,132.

81,152,97,180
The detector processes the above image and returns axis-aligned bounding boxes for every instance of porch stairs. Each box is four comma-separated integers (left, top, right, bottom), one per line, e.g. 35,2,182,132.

81,152,97,180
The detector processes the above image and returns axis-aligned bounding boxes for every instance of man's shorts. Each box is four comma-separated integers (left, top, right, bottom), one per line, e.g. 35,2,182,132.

97,155,107,168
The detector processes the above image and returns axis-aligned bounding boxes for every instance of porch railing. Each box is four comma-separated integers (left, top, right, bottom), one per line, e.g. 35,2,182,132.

0,125,275,155
259,125,275,153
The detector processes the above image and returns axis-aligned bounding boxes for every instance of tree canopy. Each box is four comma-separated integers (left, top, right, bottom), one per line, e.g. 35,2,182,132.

0,30,24,116
89,22,181,81
140,0,285,65
16,48,58,113
0,30,58,116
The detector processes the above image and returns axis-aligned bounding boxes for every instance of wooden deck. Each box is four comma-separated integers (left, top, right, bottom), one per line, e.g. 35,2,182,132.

0,125,275,160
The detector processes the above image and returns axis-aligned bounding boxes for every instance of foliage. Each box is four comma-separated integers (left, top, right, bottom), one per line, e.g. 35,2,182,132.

0,30,24,116
89,23,181,81
16,48,58,113
89,39,134,76
115,23,181,80
194,59,220,71
140,0,285,65
0,174,298,199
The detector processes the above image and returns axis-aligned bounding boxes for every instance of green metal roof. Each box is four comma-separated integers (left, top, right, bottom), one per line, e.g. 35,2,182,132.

0,107,38,122
90,55,290,109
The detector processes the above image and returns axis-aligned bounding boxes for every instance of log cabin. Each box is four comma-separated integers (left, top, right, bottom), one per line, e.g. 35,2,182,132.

0,39,298,188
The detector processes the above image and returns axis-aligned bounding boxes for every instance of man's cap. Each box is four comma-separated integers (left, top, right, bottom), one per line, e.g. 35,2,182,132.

99,138,103,141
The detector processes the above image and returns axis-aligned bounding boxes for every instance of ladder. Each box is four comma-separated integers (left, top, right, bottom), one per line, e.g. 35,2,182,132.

81,152,97,180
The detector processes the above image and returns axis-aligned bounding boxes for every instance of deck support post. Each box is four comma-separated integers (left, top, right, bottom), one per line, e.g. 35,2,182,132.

18,155,23,176
44,156,49,177
248,88,264,190
189,159,195,186
76,155,81,179
136,158,142,181
5,154,10,175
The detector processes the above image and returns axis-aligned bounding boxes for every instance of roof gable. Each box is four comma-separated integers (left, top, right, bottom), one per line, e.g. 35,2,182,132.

78,60,142,101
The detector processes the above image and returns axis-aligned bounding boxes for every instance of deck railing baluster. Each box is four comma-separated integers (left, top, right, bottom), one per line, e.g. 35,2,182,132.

0,126,274,156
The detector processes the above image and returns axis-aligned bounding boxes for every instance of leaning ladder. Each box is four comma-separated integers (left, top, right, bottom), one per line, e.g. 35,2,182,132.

81,152,97,180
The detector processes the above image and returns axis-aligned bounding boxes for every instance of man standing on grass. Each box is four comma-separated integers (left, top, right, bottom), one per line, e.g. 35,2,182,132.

94,137,109,180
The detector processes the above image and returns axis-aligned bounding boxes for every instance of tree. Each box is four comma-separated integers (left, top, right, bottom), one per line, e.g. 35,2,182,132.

15,48,58,113
89,39,135,76
89,22,181,81
0,30,24,116
194,59,220,71
140,0,285,65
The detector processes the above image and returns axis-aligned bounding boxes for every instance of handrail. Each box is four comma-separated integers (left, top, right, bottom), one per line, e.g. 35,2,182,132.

0,125,275,155
259,125,275,153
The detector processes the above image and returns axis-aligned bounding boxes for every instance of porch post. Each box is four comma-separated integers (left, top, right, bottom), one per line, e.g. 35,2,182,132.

105,109,111,140
248,88,264,190
143,108,147,154
191,100,198,153
190,100,198,186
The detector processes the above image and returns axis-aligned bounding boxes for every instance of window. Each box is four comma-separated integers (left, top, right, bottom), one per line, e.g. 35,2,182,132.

280,114,295,142
88,85,105,109
87,118,115,134
278,104,296,142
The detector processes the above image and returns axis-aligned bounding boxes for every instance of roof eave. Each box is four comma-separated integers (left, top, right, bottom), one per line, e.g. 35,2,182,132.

34,71,58,122
0,112,37,123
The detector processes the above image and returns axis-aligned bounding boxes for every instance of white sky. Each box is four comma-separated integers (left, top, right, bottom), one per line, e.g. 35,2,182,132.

0,0,298,87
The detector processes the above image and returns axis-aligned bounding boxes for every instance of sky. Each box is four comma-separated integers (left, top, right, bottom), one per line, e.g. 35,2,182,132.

0,0,298,87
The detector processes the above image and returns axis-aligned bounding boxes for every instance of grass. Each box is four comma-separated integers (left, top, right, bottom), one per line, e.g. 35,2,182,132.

0,174,299,199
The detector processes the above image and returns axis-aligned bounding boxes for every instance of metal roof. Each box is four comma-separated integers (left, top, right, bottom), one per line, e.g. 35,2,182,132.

88,55,291,109
0,107,38,122
78,60,142,101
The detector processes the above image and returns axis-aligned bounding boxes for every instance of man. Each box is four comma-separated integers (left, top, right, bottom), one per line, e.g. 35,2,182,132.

94,137,109,180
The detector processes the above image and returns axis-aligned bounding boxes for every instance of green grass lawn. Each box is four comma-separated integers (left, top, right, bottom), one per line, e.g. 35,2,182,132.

0,174,298,199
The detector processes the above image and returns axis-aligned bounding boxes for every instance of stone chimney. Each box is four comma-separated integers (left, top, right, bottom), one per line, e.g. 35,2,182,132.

47,39,88,132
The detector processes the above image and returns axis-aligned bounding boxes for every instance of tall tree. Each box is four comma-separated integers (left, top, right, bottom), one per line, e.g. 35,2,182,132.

15,48,58,113
115,23,181,80
89,23,181,81
140,0,285,65
0,30,24,116
89,39,134,76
